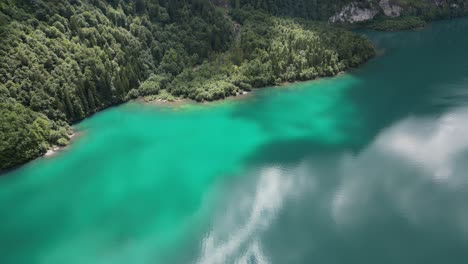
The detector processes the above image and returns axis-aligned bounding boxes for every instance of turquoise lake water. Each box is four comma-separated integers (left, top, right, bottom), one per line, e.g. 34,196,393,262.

2,18,468,264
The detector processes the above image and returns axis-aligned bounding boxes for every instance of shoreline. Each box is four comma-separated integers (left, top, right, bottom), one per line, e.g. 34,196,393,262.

43,132,80,158
136,90,252,106
0,69,360,175
0,132,81,176
136,97,190,106
3,60,373,173
136,71,357,107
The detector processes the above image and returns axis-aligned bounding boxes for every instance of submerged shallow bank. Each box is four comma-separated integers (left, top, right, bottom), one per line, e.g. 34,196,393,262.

44,133,79,157
2,61,371,173
138,71,357,107
1,17,468,264
1,4,378,171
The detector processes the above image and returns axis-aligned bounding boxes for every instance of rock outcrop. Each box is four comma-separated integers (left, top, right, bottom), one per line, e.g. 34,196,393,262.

329,2,379,23
379,0,403,17
329,0,467,24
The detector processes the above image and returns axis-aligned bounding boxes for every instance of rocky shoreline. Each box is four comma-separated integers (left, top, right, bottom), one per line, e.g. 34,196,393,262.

44,133,77,158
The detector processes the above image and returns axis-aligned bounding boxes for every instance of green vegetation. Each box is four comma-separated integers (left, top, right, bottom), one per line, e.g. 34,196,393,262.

0,0,377,170
0,0,233,170
395,0,467,20
5,0,466,170
232,0,356,20
368,16,426,31
236,0,468,23
0,95,70,170
147,8,375,102
2,0,466,170
230,0,468,39
365,0,468,31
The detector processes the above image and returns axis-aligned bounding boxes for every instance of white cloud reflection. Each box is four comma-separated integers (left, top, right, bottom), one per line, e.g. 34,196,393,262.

197,164,313,264
197,108,468,264
332,107,468,230
197,167,289,264
378,111,468,182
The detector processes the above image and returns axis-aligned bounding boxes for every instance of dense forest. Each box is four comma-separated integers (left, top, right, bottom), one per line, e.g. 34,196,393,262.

233,0,356,20
235,0,468,21
135,8,375,102
3,0,461,170
0,0,233,169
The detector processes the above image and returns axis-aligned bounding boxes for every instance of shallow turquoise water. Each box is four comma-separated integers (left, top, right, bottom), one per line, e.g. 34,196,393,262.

2,18,468,264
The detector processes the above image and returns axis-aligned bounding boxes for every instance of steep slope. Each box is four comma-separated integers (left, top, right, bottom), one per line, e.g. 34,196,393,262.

0,0,375,170
236,0,468,23
157,8,374,102
329,0,468,26
0,0,233,170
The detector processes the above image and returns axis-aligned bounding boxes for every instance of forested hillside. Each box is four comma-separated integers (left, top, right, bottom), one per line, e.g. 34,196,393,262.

1,0,374,170
152,8,374,102
0,0,233,169
235,0,468,22
0,0,232,122
233,0,355,20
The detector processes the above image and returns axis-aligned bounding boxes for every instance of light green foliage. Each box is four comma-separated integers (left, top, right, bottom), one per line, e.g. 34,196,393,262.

56,137,69,147
0,86,70,170
233,0,359,20
0,0,233,169
394,0,467,20
164,9,375,101
138,74,171,97
364,0,467,31
0,1,376,169
235,0,468,21
0,98,49,170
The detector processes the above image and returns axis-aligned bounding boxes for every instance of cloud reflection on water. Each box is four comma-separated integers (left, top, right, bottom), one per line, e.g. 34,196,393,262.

197,164,314,264
201,106,468,264
379,110,468,183
332,106,468,234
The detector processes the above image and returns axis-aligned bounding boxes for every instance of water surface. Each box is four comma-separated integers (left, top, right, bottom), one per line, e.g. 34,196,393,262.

2,18,468,264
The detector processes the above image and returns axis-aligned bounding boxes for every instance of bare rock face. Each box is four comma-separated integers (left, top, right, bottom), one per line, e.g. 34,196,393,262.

379,0,403,17
329,2,379,23
329,0,467,24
